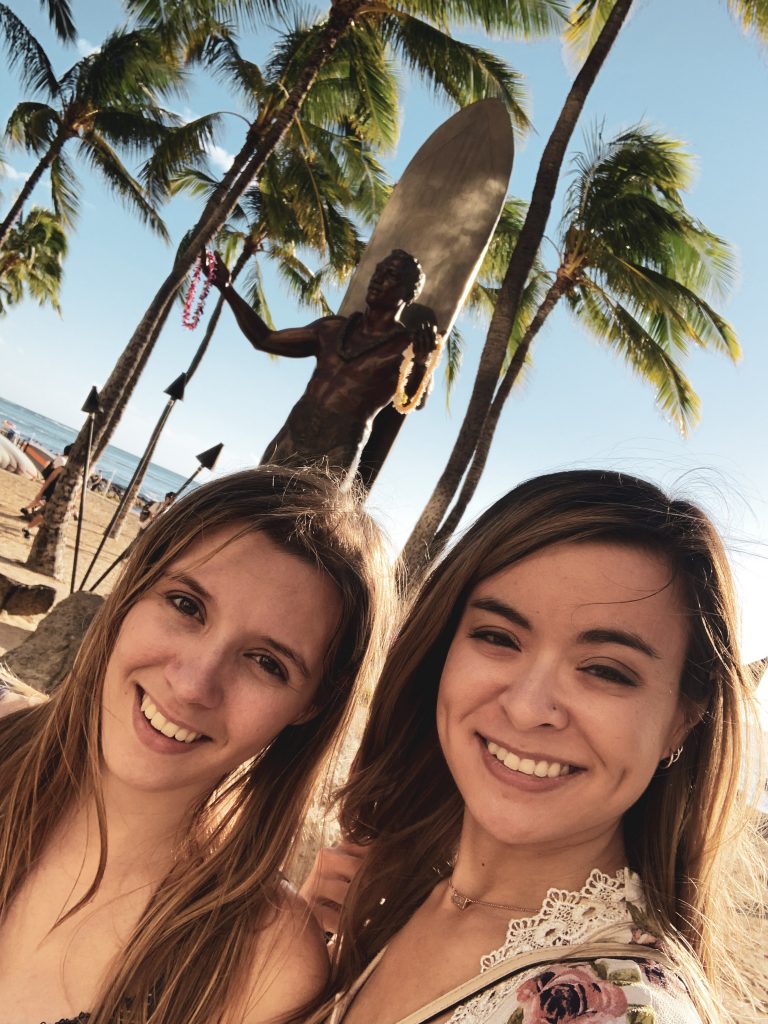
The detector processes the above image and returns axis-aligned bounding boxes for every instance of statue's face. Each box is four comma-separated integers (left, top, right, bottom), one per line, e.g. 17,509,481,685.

366,257,411,308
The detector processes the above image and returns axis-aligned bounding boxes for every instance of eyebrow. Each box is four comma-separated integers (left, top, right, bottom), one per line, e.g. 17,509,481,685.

165,571,312,679
469,597,660,659
470,597,532,631
577,628,660,660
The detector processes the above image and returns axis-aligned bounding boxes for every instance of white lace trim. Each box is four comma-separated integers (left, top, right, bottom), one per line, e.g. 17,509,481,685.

447,868,643,1024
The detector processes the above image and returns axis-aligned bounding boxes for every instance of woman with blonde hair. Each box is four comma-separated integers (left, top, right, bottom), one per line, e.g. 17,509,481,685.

323,469,766,1024
0,464,394,1024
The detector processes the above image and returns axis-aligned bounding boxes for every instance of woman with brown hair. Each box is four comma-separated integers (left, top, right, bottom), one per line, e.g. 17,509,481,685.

322,469,766,1024
0,464,394,1024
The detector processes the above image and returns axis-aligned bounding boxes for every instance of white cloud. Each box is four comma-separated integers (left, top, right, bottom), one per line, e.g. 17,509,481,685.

205,143,235,174
77,38,101,57
0,162,30,183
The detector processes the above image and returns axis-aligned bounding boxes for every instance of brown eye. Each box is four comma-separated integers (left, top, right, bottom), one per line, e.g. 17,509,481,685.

581,663,637,687
248,652,288,682
469,629,520,650
168,594,203,620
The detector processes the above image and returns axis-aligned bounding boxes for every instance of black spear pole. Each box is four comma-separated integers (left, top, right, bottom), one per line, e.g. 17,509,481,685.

70,386,102,595
78,374,187,591
174,442,224,498
87,441,224,594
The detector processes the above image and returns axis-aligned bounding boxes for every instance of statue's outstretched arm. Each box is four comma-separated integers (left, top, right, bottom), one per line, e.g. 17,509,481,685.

212,252,320,358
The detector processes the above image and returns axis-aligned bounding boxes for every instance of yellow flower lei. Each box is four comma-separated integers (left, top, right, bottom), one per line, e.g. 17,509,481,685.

392,334,446,414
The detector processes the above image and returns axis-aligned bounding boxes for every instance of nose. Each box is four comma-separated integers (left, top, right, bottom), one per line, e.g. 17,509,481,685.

496,655,569,731
163,640,226,709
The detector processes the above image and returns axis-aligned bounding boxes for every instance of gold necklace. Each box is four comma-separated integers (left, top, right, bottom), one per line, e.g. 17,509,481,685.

448,878,539,914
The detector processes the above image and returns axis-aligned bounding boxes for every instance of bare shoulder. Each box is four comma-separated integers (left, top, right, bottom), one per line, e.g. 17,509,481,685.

233,883,330,1024
315,316,347,340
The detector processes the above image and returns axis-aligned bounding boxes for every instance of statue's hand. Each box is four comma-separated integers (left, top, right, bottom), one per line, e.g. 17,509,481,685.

401,302,440,361
211,251,231,291
412,320,441,361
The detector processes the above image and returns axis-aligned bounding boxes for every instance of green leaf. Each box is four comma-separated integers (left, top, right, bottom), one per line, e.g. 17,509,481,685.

0,5,59,97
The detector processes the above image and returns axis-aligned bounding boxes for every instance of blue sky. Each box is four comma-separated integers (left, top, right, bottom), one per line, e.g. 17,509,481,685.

1,0,767,673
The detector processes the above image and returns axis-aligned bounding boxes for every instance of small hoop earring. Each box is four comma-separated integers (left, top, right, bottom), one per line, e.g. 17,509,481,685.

660,746,683,769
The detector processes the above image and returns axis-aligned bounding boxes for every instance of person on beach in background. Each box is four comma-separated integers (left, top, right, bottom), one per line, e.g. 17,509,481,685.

0,465,394,1024
138,490,177,531
20,444,73,536
309,470,767,1024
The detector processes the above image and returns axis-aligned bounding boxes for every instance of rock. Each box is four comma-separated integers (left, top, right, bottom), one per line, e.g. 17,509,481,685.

0,571,56,616
3,591,105,694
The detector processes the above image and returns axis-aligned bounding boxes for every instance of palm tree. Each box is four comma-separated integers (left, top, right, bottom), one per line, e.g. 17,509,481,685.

429,125,739,555
726,0,768,40
28,0,566,578
0,20,182,248
401,0,636,578
0,205,67,313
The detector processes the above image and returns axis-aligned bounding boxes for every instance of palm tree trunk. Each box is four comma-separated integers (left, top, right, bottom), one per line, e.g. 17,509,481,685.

431,274,570,553
102,248,252,541
0,131,68,250
26,0,364,578
400,0,634,583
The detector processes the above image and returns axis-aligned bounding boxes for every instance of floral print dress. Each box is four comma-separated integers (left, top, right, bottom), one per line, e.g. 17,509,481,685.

332,869,703,1024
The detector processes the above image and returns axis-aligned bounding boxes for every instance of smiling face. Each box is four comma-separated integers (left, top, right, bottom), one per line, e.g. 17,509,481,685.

100,526,342,802
436,540,690,860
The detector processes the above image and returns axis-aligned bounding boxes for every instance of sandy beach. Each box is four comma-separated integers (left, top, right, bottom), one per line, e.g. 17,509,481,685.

0,470,140,658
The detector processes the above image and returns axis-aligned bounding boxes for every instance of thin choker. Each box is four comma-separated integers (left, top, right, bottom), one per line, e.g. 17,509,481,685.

448,878,539,915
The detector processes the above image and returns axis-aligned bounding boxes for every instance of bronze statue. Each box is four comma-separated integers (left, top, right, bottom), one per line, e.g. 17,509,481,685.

212,249,441,485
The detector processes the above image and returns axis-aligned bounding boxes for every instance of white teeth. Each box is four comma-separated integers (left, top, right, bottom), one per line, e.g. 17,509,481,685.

486,738,572,779
140,692,200,743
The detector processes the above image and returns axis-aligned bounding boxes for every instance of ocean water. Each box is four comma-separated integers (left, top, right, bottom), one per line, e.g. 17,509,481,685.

0,394,189,501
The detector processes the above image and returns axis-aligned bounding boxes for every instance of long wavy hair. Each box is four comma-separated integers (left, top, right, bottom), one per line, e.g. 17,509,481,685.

333,469,766,1021
0,465,395,1024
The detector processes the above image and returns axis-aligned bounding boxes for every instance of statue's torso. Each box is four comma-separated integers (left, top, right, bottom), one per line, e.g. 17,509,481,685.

302,314,413,419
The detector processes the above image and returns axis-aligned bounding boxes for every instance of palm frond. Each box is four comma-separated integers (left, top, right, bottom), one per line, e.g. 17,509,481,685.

49,149,79,226
575,280,701,433
404,0,569,36
39,0,76,42
78,135,169,240
67,27,186,107
203,35,267,111
242,254,277,329
381,14,530,131
563,0,624,67
91,109,173,157
5,103,61,154
140,114,225,204
270,248,334,315
443,324,463,400
170,167,247,226
0,5,59,97
727,0,768,43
